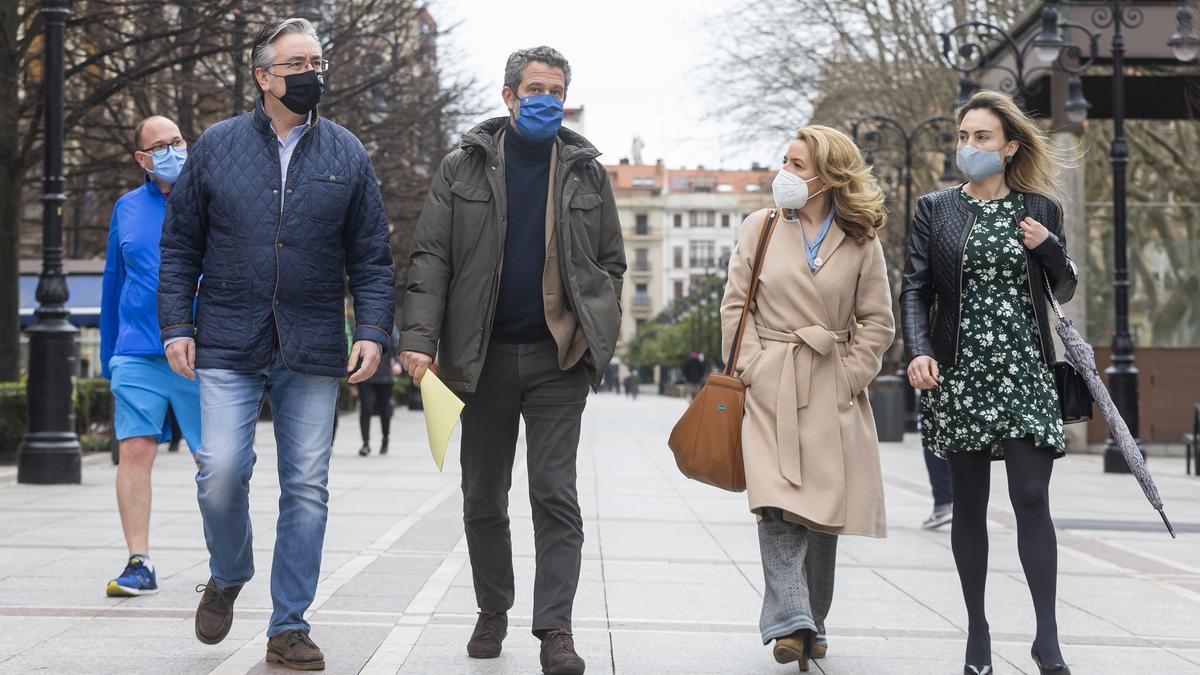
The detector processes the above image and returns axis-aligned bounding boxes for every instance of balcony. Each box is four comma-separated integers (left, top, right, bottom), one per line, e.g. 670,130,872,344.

633,261,652,273
633,294,652,308
688,257,717,269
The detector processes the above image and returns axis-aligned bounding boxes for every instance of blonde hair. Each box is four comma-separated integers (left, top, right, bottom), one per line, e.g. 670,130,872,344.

956,91,1070,203
793,125,887,244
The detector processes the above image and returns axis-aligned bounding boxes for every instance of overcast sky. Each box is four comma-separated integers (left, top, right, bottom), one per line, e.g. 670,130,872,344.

433,0,781,170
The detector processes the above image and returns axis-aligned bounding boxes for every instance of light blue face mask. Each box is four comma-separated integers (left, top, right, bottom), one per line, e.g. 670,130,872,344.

956,145,1010,182
148,146,188,184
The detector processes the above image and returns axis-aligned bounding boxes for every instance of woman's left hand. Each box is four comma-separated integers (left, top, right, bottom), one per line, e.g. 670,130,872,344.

1019,217,1050,249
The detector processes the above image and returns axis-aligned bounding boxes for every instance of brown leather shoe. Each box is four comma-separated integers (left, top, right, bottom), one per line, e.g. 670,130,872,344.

772,629,815,671
266,630,326,671
194,577,242,645
540,630,586,675
467,611,508,659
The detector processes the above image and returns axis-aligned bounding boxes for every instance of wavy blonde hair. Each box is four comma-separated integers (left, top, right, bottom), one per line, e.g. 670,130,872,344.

957,91,1070,204
794,125,887,244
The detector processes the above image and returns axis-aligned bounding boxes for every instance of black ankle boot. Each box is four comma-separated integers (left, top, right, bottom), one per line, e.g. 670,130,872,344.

380,436,389,455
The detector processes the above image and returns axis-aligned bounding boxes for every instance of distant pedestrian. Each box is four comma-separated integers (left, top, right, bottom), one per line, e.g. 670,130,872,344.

682,352,706,399
903,90,1077,674
99,114,203,598
358,325,401,456
158,16,394,670
721,125,893,671
399,45,625,675
921,446,953,529
623,372,640,399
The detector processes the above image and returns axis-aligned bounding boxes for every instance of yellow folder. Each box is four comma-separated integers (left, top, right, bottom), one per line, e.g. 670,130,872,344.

418,370,464,471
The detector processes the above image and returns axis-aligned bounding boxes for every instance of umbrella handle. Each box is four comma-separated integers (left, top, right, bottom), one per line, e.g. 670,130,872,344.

1158,509,1177,539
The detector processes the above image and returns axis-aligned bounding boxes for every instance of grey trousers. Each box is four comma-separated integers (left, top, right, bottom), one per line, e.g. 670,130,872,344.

758,508,839,645
459,341,590,636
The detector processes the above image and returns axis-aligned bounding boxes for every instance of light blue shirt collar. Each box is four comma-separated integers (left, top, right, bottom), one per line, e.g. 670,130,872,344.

277,111,312,199
803,207,836,272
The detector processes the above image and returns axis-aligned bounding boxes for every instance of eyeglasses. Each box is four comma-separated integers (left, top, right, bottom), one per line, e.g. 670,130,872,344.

139,138,187,154
267,57,330,74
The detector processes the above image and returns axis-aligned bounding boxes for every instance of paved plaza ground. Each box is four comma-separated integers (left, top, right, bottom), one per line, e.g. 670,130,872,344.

1,391,1198,674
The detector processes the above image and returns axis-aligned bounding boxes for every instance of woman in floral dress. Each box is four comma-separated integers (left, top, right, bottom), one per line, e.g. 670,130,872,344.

901,91,1078,675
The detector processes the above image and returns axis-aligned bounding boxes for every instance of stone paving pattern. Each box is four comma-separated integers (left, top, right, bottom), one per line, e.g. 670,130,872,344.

1,392,1198,673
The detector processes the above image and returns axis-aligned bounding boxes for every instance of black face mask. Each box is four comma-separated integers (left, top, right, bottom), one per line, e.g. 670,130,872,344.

275,70,325,115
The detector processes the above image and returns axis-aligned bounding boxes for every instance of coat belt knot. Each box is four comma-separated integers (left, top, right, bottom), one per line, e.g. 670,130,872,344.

758,326,852,486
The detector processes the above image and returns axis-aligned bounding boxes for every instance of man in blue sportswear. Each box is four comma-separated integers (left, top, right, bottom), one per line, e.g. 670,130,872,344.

100,114,202,598
157,17,394,671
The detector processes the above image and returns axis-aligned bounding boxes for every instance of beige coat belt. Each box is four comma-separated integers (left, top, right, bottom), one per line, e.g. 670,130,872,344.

758,326,852,487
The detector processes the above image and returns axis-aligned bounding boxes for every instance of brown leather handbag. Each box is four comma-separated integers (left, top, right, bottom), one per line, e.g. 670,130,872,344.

667,209,780,492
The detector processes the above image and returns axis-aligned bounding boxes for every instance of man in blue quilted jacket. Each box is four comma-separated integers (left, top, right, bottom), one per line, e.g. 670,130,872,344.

157,17,393,670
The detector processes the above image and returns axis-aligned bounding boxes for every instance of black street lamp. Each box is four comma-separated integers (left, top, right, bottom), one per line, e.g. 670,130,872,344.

1169,3,1200,62
19,0,80,485
850,115,958,241
938,9,1098,115
851,114,957,433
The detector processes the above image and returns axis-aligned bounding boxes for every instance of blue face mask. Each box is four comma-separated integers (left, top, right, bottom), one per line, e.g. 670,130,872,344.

512,94,563,142
148,146,188,184
956,145,1008,182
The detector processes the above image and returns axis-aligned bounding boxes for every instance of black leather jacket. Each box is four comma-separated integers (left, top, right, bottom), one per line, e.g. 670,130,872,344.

901,186,1077,368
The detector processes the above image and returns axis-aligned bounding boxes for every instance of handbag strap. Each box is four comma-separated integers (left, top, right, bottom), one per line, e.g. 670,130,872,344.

724,209,780,375
1042,271,1066,322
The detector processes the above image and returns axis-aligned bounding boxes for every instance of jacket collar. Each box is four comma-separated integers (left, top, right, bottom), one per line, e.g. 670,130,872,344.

251,96,320,138
461,116,601,166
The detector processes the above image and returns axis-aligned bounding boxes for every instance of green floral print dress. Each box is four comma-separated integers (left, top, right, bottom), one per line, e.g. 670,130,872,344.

921,189,1065,460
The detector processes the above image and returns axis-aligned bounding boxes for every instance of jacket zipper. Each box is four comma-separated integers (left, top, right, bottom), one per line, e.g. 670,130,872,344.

953,213,977,362
270,121,319,371
1021,236,1050,367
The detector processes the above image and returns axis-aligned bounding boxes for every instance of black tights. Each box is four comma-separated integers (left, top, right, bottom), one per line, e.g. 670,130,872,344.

948,437,1062,666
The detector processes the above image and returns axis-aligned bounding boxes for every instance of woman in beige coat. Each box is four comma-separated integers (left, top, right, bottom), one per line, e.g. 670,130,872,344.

721,125,893,671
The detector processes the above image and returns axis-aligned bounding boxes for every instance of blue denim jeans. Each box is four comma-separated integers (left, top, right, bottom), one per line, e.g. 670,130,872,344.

196,352,338,636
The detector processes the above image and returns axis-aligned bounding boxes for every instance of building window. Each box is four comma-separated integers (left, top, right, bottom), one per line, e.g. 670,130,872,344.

720,246,732,267
632,177,655,187
635,213,649,235
745,184,761,192
717,183,734,192
635,318,647,332
634,248,650,271
674,281,685,298
673,247,683,268
673,213,683,228
721,213,731,228
633,283,651,307
690,210,715,228
689,240,715,268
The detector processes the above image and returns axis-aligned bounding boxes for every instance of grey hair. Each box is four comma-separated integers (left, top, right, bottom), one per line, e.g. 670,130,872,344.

503,46,571,93
251,18,320,77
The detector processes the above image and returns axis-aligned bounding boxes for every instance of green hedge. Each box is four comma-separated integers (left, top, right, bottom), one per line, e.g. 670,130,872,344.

0,379,115,458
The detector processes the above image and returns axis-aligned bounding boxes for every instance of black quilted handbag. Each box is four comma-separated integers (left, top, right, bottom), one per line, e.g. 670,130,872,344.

1044,273,1093,424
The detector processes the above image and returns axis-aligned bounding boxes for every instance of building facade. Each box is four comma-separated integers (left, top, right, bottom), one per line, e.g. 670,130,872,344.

606,161,775,370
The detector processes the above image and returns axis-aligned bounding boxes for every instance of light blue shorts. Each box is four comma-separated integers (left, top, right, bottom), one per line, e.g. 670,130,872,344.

109,355,202,453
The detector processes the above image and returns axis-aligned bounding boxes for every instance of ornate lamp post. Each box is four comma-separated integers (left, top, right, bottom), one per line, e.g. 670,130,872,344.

19,0,80,485
851,115,957,433
938,5,1099,116
851,115,958,241
940,0,1197,473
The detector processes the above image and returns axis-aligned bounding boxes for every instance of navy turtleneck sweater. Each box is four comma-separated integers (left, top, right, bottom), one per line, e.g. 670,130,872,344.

491,123,556,345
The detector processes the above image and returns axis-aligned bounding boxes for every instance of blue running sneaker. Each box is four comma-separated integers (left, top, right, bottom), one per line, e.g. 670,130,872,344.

106,555,157,597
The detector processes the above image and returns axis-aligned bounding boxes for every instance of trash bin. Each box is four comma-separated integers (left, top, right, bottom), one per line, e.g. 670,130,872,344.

869,375,906,442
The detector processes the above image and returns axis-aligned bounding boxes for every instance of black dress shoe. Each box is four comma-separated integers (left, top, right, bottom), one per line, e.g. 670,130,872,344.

963,666,992,675
1031,646,1070,674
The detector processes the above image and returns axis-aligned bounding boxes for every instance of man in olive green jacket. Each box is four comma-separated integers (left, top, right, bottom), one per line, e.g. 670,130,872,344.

398,46,624,675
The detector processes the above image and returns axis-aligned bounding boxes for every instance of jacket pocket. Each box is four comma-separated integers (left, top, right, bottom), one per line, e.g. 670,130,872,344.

307,174,350,224
568,191,603,256
196,279,251,351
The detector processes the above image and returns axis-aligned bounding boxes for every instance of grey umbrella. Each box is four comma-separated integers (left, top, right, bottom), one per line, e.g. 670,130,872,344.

1045,277,1176,538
